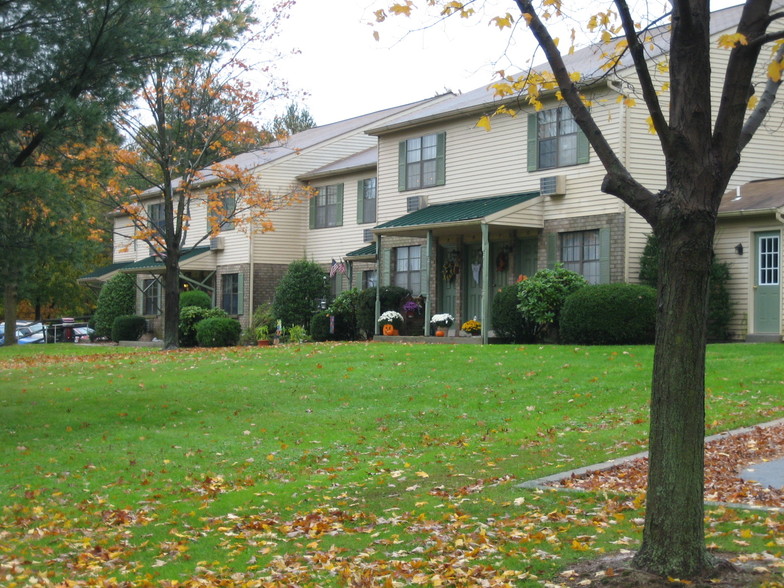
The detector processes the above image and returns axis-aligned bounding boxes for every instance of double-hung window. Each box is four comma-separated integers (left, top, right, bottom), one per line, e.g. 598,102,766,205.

221,273,241,315
561,230,601,284
147,202,165,253
528,107,589,171
142,278,160,315
209,193,236,232
398,132,446,191
357,177,376,224
310,184,344,229
394,246,421,294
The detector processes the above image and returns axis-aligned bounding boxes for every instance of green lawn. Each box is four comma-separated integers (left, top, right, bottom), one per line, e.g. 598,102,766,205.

1,342,782,586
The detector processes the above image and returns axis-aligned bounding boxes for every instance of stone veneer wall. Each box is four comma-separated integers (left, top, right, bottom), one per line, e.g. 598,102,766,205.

540,213,626,284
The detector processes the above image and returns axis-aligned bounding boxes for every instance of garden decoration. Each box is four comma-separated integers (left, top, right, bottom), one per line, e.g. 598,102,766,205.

461,319,481,336
430,313,454,336
378,310,404,336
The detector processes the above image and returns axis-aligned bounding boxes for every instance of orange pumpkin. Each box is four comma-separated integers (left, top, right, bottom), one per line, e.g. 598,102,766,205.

382,323,396,336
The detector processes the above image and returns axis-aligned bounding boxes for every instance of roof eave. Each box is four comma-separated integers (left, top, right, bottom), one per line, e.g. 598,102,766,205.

297,162,377,182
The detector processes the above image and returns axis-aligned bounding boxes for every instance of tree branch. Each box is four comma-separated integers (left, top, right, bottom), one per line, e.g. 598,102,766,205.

739,41,784,151
615,0,673,153
514,0,658,223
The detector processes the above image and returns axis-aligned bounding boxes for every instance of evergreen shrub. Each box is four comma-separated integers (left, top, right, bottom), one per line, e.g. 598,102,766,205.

93,273,136,339
195,317,241,347
328,289,363,340
272,260,328,327
310,310,331,342
517,265,587,340
560,283,657,344
180,289,211,309
491,284,537,343
179,306,228,347
111,315,146,342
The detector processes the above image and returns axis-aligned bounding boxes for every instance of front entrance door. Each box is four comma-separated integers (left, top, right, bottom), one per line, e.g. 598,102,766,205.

753,231,781,334
465,244,483,324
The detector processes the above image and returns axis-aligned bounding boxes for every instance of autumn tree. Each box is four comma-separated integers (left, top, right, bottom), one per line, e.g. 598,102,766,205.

0,0,264,342
110,3,305,349
377,0,784,579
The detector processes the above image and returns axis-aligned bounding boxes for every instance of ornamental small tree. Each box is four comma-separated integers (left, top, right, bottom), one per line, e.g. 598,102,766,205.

93,273,136,339
272,260,328,328
517,265,587,341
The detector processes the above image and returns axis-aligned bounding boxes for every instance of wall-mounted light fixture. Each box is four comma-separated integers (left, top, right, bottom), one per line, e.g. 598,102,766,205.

735,243,744,256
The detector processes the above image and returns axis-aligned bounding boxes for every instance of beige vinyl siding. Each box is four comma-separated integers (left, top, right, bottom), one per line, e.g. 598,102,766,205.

305,171,375,263
112,217,138,262
376,92,620,226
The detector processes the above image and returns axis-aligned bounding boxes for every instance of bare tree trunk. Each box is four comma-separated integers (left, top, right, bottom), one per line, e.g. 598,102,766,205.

162,260,180,350
3,281,18,346
633,210,717,577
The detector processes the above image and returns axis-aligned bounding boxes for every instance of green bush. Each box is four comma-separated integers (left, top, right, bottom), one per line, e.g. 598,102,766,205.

639,234,733,341
195,317,241,347
560,283,657,345
272,260,328,328
180,289,211,309
179,306,228,347
517,265,587,340
328,288,363,340
309,310,331,342
110,314,146,342
93,273,136,339
356,286,410,337
491,284,537,343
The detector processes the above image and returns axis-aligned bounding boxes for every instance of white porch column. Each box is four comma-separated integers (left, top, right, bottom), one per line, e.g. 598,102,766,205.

481,222,490,345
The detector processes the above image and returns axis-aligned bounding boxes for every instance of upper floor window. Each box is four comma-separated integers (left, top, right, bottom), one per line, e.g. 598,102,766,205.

147,202,165,254
310,183,344,229
527,107,589,171
209,193,236,232
357,177,377,224
398,132,446,191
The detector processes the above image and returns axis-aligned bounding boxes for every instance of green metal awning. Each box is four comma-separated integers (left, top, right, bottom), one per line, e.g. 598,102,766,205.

345,243,377,259
374,192,541,236
122,246,214,274
78,260,134,284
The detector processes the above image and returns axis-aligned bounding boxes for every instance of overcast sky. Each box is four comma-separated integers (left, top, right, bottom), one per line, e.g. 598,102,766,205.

270,0,744,126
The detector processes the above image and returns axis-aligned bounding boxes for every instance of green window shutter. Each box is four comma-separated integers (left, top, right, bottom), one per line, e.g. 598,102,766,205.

335,183,344,227
356,180,365,224
546,233,558,269
309,194,317,229
237,272,245,315
527,113,539,172
577,127,590,165
599,228,611,283
435,132,446,186
398,141,407,191
380,247,392,287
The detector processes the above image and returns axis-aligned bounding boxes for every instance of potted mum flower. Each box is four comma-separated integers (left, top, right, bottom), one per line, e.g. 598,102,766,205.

461,319,482,336
430,313,454,336
378,310,404,336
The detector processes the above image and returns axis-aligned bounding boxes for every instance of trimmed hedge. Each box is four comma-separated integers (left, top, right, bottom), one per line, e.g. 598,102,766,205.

93,273,136,339
491,284,537,343
560,283,657,345
195,317,241,347
111,315,146,342
517,265,587,340
179,306,228,347
310,311,331,342
180,289,212,309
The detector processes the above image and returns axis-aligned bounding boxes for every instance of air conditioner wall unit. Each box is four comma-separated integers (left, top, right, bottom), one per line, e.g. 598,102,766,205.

540,175,566,197
363,228,374,243
209,236,224,251
406,194,428,213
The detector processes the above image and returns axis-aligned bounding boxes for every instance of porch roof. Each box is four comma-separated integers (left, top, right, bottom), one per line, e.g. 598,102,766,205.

374,192,541,236
122,246,214,274
345,242,377,259
719,178,784,216
77,260,134,284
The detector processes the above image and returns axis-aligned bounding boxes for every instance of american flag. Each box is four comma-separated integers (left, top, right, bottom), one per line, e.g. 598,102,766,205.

329,259,346,277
